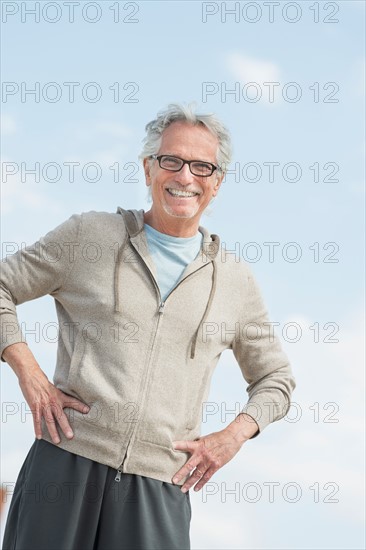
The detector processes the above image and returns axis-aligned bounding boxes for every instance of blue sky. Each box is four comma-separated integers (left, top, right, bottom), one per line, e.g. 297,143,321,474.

1,1,365,548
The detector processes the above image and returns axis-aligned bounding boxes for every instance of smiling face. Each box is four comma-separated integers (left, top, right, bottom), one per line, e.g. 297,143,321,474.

143,121,224,236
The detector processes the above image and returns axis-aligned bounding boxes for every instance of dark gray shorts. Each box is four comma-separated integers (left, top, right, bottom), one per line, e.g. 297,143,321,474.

2,438,191,550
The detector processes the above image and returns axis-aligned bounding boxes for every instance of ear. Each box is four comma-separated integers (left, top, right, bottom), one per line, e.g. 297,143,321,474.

143,158,152,186
212,172,224,197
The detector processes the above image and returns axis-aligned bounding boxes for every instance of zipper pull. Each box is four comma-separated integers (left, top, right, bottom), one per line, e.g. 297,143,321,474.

158,302,165,314
115,469,122,482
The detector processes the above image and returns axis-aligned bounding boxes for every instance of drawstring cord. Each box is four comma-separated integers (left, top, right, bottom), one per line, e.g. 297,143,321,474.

114,232,129,312
190,258,217,360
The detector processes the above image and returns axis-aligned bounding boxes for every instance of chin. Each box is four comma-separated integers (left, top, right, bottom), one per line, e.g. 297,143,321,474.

162,204,200,219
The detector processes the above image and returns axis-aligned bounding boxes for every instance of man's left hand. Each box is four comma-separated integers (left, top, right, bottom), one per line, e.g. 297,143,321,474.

171,428,244,493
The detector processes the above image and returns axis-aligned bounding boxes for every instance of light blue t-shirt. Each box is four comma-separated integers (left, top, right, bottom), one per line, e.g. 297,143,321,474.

144,223,203,302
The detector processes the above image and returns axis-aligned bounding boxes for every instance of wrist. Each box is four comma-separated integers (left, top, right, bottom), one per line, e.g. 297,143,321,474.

225,413,259,444
17,364,47,385
3,343,44,382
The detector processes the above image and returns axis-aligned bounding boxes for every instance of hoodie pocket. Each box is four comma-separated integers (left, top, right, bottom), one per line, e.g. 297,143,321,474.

67,331,87,395
185,368,211,431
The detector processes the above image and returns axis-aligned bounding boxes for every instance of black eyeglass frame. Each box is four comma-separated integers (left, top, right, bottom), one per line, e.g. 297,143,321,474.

149,154,221,177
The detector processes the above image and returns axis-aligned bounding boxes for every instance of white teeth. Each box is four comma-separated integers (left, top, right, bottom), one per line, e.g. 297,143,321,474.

167,188,198,197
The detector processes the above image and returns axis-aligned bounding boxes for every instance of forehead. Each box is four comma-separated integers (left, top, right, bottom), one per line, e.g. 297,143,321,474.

159,121,219,161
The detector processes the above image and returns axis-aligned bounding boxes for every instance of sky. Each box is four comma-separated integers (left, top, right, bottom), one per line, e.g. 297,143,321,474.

1,1,365,548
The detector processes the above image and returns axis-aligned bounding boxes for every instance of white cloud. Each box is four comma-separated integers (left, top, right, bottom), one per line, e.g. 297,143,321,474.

1,159,62,216
281,311,364,394
191,508,262,549
94,121,132,139
225,52,282,107
226,52,281,84
1,114,17,136
352,0,366,12
64,145,134,172
63,120,136,172
349,58,365,99
74,121,132,142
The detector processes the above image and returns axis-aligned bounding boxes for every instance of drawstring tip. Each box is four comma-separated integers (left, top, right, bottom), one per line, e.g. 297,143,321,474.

190,343,196,360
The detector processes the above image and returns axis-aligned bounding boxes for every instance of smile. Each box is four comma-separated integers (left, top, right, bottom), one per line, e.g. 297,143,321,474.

166,188,200,198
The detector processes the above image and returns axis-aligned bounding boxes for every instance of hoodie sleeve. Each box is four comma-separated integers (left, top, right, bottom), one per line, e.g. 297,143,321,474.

0,213,82,361
230,266,296,436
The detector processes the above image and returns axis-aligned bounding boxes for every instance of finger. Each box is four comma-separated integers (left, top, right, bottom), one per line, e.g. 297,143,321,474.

181,465,216,493
172,440,197,452
46,401,65,423
32,402,42,439
43,403,62,444
180,466,207,492
56,409,75,439
172,458,201,484
192,466,216,492
62,397,90,414
44,413,61,444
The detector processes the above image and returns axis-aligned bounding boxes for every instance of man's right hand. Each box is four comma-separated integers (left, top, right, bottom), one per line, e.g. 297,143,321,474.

2,342,90,444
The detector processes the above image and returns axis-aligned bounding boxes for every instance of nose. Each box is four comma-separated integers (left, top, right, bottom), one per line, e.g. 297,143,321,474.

174,163,194,185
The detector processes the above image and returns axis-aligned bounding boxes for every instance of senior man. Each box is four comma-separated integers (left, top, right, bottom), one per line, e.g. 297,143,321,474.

1,103,295,550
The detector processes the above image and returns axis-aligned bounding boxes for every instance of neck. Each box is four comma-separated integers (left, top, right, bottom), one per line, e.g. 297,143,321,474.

143,209,200,237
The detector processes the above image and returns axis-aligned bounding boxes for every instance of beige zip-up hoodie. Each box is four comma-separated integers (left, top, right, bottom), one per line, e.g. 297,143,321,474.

0,208,296,485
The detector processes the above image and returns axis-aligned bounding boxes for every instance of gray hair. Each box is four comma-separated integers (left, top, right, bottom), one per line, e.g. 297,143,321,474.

139,102,232,176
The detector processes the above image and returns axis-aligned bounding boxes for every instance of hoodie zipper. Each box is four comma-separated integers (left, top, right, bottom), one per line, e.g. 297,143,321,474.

114,248,213,481
115,260,164,481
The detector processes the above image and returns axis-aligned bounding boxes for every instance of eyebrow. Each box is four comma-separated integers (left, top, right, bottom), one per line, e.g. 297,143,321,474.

159,153,216,164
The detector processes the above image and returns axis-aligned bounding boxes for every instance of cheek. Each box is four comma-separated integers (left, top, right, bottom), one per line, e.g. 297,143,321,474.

152,178,169,199
203,181,218,197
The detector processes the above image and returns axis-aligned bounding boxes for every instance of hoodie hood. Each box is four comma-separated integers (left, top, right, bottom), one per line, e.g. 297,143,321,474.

116,207,220,359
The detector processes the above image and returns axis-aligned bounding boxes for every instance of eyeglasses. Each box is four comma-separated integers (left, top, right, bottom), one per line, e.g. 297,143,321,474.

150,154,220,177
